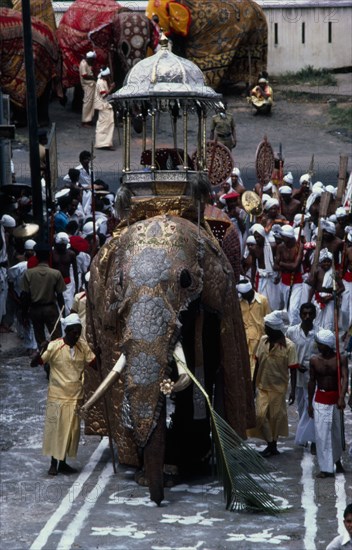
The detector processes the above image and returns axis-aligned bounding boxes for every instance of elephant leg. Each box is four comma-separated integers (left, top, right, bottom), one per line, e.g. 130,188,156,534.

143,399,166,506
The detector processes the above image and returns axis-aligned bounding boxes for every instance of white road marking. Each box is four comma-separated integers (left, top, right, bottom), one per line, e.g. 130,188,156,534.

29,437,109,550
57,461,113,549
335,473,347,535
300,452,317,550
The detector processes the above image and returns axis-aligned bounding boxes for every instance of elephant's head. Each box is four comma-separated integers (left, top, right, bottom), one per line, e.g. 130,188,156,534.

86,214,253,505
89,11,153,86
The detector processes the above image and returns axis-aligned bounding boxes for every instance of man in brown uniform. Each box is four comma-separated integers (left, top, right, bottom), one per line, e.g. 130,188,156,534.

210,104,236,151
21,243,66,347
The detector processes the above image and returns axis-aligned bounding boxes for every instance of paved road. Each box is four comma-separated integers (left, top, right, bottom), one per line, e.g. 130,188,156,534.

0,333,351,550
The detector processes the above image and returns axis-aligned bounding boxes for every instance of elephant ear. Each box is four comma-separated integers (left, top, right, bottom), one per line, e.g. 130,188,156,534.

89,20,115,51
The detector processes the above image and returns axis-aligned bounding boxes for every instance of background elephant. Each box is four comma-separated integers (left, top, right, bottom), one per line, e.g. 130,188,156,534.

0,7,61,126
85,214,254,505
146,0,268,91
57,0,156,95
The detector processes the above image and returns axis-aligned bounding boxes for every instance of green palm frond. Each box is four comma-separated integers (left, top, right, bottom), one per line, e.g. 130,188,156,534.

181,363,281,514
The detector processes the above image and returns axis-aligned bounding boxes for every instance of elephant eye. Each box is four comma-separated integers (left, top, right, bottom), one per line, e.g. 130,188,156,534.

116,270,123,286
180,269,192,288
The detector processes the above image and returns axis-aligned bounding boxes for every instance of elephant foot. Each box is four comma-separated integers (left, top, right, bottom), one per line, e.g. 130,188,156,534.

135,469,176,489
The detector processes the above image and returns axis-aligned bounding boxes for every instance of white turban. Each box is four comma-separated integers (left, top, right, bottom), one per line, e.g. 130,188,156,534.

293,213,310,227
319,248,333,262
312,182,325,192
283,172,294,185
55,188,70,200
1,214,16,228
335,207,348,219
82,221,94,237
271,224,282,237
264,198,279,211
86,51,97,59
236,280,252,294
325,185,337,196
321,219,336,235
262,193,270,205
280,225,295,238
264,310,289,333
246,235,256,245
263,182,273,192
55,232,70,244
232,167,241,176
61,313,82,330
316,329,336,350
299,174,311,185
251,223,266,237
329,214,337,223
279,185,292,195
24,239,36,250
99,67,110,78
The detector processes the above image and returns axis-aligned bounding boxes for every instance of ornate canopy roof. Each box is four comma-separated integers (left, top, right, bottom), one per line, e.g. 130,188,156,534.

110,35,221,106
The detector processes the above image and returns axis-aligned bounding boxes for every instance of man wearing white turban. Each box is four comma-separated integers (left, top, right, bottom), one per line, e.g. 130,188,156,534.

52,234,79,314
249,223,281,310
335,206,349,239
236,279,270,378
79,51,97,127
0,215,16,332
308,329,348,478
306,248,344,330
279,185,301,223
248,310,298,457
94,68,116,150
340,227,352,328
274,223,304,325
261,197,288,233
319,218,344,267
31,313,96,475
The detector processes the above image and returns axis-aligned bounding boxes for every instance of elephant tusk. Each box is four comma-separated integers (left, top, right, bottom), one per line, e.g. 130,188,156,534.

172,341,192,393
79,353,126,417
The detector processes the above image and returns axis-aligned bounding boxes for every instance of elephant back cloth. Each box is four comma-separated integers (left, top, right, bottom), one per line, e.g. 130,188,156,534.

57,0,121,88
177,0,268,90
0,8,60,107
12,0,57,33
85,215,254,467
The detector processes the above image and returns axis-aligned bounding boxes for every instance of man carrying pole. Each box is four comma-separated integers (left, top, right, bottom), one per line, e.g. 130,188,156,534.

308,328,348,478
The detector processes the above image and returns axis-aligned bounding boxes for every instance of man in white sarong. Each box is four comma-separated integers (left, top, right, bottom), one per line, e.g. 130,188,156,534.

94,68,115,150
250,223,281,311
306,248,344,331
286,303,317,451
248,310,298,457
341,228,352,329
79,51,97,127
0,215,16,331
31,314,96,475
308,329,348,478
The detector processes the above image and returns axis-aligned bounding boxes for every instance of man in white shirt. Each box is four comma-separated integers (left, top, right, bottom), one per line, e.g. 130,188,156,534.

326,504,352,549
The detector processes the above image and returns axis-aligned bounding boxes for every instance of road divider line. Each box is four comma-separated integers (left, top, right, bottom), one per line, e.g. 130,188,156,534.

57,461,113,549
301,452,317,550
29,437,109,550
335,474,346,535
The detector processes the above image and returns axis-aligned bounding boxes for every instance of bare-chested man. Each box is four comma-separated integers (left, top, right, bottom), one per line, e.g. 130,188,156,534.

274,225,304,325
320,219,344,266
339,231,352,329
308,328,348,478
278,186,302,223
292,173,312,210
248,224,281,310
306,248,344,331
260,198,288,233
335,207,350,239
230,167,246,196
52,233,79,314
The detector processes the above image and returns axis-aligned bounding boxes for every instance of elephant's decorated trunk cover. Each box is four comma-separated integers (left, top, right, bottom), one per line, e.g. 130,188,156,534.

85,215,254,466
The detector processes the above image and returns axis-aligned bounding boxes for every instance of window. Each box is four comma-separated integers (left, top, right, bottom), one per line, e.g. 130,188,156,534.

302,22,305,44
328,21,332,43
274,23,278,45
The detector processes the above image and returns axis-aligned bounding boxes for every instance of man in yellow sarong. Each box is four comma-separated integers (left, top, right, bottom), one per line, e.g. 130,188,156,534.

248,310,298,457
31,313,96,475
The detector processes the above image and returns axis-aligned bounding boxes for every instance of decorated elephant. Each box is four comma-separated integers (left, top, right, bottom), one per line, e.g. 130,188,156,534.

0,7,62,126
83,214,255,506
146,0,268,90
57,0,157,93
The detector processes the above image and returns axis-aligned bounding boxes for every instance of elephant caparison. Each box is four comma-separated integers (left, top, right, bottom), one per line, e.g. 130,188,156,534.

85,215,254,505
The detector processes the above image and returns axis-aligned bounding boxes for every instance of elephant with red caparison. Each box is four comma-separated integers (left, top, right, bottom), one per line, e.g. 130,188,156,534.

0,7,61,126
83,214,254,506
